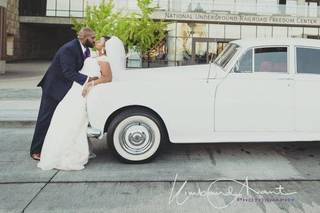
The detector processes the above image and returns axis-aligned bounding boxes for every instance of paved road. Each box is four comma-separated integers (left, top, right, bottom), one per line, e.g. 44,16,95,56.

1,128,320,212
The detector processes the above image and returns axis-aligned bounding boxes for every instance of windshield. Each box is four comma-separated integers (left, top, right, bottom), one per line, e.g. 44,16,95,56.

214,43,239,69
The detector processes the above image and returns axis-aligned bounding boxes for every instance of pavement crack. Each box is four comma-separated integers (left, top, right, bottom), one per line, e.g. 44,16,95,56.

20,170,59,213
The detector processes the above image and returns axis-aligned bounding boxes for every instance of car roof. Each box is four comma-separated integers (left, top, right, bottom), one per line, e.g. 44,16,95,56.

231,38,320,48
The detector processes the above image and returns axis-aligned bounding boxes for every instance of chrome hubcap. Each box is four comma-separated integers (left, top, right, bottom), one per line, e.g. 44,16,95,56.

119,121,154,155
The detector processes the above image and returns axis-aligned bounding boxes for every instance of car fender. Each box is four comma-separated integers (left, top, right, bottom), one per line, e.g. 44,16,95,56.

86,80,215,142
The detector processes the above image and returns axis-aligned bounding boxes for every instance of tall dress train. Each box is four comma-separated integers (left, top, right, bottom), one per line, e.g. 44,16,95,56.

37,56,105,171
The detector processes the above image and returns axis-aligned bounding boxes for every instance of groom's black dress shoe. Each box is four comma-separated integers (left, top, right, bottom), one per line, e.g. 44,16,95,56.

31,153,41,161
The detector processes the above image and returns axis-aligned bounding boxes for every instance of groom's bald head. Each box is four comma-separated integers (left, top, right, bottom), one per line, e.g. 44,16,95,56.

78,27,96,48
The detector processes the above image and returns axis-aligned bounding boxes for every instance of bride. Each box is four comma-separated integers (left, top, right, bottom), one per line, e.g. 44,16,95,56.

37,36,126,171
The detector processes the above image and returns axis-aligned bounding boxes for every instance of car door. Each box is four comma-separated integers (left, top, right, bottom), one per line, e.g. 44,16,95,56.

215,46,295,132
294,46,320,132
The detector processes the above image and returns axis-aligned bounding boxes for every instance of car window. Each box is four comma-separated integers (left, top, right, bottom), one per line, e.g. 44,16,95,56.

254,47,288,73
297,47,320,74
234,49,253,73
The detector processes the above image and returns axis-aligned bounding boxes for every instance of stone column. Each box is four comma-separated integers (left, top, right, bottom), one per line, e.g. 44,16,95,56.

6,0,19,61
167,22,177,66
0,0,7,74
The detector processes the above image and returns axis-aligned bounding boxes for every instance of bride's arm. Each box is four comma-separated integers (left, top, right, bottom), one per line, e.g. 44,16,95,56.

82,61,112,97
94,61,112,85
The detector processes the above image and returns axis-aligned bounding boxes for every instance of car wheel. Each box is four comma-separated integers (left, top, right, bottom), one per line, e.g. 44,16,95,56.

107,108,166,163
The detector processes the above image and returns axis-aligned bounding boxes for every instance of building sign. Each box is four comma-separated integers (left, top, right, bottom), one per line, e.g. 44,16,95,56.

152,11,320,27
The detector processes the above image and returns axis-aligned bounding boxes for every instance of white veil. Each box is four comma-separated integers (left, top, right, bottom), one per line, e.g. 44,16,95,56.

105,36,126,81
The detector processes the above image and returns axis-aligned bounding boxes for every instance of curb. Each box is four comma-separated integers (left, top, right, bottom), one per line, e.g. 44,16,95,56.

0,120,36,128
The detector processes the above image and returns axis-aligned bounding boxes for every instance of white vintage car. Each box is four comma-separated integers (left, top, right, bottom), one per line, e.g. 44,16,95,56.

87,38,320,163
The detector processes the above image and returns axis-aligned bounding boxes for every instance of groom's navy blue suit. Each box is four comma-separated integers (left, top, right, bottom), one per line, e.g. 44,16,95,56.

30,39,89,155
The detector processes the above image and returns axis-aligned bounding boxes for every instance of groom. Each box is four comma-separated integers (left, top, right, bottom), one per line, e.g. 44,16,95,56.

30,27,98,160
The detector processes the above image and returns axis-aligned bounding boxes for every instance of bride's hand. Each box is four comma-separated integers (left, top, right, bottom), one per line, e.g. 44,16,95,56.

82,81,95,97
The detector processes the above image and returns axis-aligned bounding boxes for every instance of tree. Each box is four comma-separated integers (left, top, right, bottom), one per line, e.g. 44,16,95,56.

72,0,168,56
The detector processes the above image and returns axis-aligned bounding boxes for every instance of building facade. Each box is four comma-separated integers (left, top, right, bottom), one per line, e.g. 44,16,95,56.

3,0,320,68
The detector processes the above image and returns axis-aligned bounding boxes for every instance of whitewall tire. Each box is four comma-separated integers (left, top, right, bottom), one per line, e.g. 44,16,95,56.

107,108,166,163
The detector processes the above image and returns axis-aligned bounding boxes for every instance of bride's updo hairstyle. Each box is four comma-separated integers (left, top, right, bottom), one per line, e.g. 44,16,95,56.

102,35,111,54
103,35,112,42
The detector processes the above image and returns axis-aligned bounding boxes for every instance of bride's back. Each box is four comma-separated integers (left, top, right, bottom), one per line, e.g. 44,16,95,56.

80,57,101,77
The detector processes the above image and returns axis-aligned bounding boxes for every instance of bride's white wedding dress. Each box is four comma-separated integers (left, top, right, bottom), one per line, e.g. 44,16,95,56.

37,56,106,170
37,36,126,171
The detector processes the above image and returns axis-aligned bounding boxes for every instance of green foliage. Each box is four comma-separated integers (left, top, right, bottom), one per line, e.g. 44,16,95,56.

72,0,168,55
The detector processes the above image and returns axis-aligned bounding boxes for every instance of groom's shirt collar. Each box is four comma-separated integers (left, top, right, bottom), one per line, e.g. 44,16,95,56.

78,39,86,54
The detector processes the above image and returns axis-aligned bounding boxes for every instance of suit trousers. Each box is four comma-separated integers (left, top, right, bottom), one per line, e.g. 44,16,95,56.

30,92,60,155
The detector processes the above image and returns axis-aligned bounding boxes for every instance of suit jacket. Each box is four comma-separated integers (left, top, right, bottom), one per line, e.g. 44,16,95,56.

38,39,88,101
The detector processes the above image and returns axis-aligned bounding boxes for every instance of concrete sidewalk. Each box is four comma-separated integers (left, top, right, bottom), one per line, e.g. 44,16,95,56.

0,93,39,127
0,61,48,127
0,101,39,127
0,61,49,89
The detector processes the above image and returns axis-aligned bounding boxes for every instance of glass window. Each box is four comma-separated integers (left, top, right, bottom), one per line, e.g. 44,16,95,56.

303,27,319,39
194,41,209,64
180,37,193,65
296,47,320,74
157,0,169,10
171,0,182,11
176,23,190,37
176,23,208,38
213,0,234,11
208,42,218,61
254,47,288,73
46,0,56,16
175,38,184,61
70,0,84,17
176,37,192,62
193,24,208,38
237,0,256,13
56,0,69,16
234,49,253,73
46,0,55,10
87,0,102,6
